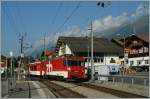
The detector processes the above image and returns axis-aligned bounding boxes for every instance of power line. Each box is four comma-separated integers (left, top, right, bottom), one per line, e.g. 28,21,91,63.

5,2,20,33
2,3,19,33
53,1,82,35
51,2,63,24
16,6,27,32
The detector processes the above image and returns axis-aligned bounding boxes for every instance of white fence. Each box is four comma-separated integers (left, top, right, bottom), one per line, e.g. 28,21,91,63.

96,75,149,87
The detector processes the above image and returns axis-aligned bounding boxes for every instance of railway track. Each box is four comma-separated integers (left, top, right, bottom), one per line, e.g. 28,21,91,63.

41,80,87,98
66,81,148,98
29,76,148,98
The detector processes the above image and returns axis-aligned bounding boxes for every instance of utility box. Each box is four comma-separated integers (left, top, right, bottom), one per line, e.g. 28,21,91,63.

96,65,110,81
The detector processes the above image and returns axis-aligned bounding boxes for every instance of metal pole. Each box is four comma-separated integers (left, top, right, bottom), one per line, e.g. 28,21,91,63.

10,55,13,89
124,34,126,70
42,33,46,60
18,59,21,80
144,79,147,87
11,56,12,78
44,35,46,58
131,78,134,85
18,35,23,81
91,21,94,81
87,46,89,68
5,57,7,79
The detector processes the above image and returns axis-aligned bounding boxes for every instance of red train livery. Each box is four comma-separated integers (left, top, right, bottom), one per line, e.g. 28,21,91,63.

27,57,85,79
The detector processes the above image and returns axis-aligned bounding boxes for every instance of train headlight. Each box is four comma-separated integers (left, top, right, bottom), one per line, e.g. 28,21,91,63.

67,67,71,71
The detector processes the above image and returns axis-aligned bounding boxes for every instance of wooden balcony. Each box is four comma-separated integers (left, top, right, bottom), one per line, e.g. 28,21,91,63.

128,52,149,58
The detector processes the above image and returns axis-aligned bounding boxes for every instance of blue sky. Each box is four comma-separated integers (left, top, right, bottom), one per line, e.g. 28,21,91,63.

1,1,149,57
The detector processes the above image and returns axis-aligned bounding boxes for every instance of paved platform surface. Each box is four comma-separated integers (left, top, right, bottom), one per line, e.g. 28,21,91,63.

2,80,56,98
86,80,149,97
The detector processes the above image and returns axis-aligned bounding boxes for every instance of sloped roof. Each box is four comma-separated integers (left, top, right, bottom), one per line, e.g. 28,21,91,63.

112,33,149,47
135,33,149,43
55,36,123,54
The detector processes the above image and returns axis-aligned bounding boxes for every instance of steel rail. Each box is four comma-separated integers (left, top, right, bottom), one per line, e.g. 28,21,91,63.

41,80,87,98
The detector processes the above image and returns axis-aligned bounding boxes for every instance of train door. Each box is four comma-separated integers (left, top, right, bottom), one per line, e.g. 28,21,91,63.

46,61,52,74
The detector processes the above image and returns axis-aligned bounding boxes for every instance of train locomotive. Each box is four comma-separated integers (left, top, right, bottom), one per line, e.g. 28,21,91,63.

27,57,86,79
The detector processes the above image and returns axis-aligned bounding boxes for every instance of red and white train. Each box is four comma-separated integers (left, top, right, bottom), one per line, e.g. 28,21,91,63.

27,57,86,79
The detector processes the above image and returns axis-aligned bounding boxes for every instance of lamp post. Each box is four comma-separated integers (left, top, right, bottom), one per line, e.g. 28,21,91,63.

18,53,24,81
10,52,13,78
86,36,90,79
9,51,13,90
5,57,8,79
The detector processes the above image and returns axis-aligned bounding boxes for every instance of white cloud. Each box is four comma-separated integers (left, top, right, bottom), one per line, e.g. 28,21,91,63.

29,3,148,54
30,12,130,52
93,13,129,33
131,3,148,19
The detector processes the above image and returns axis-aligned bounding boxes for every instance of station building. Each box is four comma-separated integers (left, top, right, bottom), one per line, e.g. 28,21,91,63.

54,36,123,75
0,55,8,74
112,33,149,71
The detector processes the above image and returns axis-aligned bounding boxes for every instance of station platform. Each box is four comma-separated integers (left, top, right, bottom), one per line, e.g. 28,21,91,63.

84,80,149,97
2,80,56,98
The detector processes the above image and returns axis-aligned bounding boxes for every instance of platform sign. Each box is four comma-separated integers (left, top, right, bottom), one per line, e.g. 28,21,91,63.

124,53,128,59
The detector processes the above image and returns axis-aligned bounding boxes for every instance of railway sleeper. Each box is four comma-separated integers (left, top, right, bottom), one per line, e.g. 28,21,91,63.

41,80,87,98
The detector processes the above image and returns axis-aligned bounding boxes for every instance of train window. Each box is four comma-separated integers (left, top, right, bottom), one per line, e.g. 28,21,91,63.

80,61,85,66
64,60,68,66
64,60,85,66
145,60,149,64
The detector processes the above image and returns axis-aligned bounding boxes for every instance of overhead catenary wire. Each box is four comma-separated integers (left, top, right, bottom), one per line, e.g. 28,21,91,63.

53,1,82,35
5,2,21,33
51,2,63,24
114,5,148,38
3,3,20,34
16,5,27,33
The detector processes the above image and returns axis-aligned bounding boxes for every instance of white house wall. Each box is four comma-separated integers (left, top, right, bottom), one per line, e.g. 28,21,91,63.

104,55,120,65
58,44,72,56
85,55,120,68
65,44,72,55
120,56,149,67
58,46,64,56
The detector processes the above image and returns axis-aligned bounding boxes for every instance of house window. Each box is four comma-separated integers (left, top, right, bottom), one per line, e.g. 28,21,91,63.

88,59,90,62
94,58,97,62
133,41,138,44
100,58,104,63
145,60,149,64
144,47,149,53
137,60,141,66
139,48,143,53
97,58,100,63
110,58,115,63
85,58,87,62
130,61,134,66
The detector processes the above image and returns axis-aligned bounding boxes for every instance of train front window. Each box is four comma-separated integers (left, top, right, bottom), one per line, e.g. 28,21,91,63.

64,60,85,66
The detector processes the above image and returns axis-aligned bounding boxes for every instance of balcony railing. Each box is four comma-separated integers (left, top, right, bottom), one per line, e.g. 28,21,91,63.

128,52,149,58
